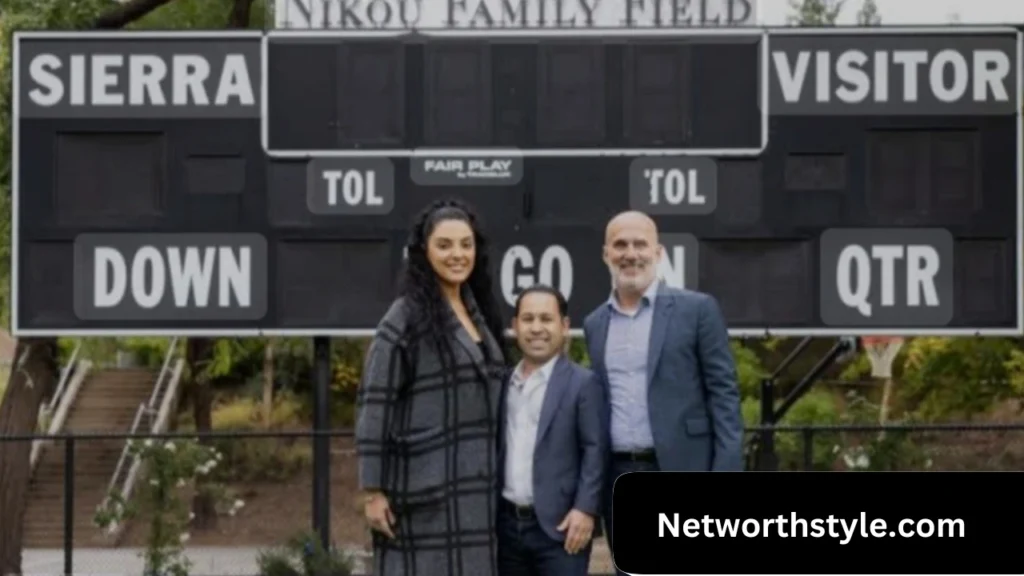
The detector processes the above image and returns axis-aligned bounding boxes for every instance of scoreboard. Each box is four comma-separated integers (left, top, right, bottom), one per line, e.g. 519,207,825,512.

11,26,1023,338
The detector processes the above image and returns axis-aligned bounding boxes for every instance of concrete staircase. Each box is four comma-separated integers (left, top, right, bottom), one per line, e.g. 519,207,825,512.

24,368,158,548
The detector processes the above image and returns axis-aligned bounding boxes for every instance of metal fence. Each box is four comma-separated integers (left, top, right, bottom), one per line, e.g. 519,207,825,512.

4,423,1024,576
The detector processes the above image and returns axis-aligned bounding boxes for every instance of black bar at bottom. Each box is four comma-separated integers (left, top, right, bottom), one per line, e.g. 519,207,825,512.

611,471,1024,574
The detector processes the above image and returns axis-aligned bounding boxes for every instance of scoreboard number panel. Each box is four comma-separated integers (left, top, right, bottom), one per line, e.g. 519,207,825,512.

261,29,768,157
11,27,1024,338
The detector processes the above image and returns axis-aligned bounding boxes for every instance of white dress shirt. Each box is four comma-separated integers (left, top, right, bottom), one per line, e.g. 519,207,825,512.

502,355,559,506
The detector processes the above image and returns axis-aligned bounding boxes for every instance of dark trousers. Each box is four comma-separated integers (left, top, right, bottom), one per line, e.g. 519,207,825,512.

497,500,590,576
604,456,660,576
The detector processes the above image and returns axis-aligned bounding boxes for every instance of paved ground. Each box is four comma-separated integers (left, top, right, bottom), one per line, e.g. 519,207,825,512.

24,547,369,576
24,543,616,575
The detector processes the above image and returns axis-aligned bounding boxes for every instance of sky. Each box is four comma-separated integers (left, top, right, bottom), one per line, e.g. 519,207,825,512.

758,0,1024,25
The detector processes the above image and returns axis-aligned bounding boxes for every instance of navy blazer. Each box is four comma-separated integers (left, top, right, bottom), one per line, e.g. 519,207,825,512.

583,281,744,472
497,355,609,542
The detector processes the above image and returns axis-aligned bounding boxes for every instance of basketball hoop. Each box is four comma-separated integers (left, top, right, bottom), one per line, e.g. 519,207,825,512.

861,336,904,379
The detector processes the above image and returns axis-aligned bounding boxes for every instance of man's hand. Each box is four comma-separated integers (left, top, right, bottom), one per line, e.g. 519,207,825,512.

556,508,594,554
363,491,396,539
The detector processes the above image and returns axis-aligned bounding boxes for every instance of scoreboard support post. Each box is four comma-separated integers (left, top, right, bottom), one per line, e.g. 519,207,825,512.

312,336,332,549
755,336,857,471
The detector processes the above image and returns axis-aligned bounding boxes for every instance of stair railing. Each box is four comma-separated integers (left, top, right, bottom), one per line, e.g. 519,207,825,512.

102,337,185,536
48,341,82,415
29,342,91,473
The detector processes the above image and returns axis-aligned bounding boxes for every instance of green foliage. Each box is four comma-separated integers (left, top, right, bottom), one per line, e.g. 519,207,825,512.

94,439,240,576
129,0,271,30
834,392,930,471
568,338,590,367
731,340,767,397
744,385,933,470
900,337,1023,420
198,392,313,481
787,0,845,25
743,388,843,470
837,349,873,381
256,530,355,576
214,437,312,482
129,337,181,367
760,337,785,353
204,339,266,379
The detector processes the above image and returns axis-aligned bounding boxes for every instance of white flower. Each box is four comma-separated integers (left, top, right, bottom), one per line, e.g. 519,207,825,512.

165,441,176,452
841,447,871,470
144,439,154,448
228,508,237,517
149,479,159,486
189,512,195,521
215,451,223,461
179,532,190,543
176,479,186,488
233,499,245,510
205,459,217,470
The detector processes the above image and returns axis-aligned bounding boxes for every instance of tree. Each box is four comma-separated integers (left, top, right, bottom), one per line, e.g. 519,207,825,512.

856,0,881,25
787,0,845,25
0,1,134,571
0,340,58,575
900,337,1024,421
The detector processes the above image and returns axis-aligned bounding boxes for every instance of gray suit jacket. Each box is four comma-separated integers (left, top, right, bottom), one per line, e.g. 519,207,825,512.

497,355,609,542
583,281,744,472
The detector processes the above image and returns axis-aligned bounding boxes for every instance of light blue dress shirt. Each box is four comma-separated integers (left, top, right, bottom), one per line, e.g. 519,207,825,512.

603,281,659,452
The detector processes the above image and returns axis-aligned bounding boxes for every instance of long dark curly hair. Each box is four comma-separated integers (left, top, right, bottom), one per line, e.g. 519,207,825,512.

397,198,509,364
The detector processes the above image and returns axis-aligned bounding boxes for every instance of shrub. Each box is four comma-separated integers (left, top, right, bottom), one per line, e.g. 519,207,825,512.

212,393,305,429
744,389,843,470
256,530,355,576
94,438,240,576
833,391,931,471
215,439,312,482
209,393,312,482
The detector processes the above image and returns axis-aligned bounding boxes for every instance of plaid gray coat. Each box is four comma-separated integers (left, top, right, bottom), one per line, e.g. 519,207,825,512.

356,291,506,576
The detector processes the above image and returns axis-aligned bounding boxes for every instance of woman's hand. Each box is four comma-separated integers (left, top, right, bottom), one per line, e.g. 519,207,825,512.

363,491,397,539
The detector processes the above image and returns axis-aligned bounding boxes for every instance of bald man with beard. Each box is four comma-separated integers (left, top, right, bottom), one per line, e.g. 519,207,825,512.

582,211,744,574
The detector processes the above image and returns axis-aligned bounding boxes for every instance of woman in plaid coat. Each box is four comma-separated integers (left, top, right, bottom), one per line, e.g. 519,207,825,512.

356,199,509,576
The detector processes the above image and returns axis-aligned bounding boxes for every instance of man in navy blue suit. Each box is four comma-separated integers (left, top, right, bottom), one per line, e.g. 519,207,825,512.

583,211,744,575
497,285,609,576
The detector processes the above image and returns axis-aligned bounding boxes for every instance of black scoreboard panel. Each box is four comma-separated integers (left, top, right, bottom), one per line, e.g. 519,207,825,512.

14,32,270,335
12,28,1023,338
264,32,765,155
